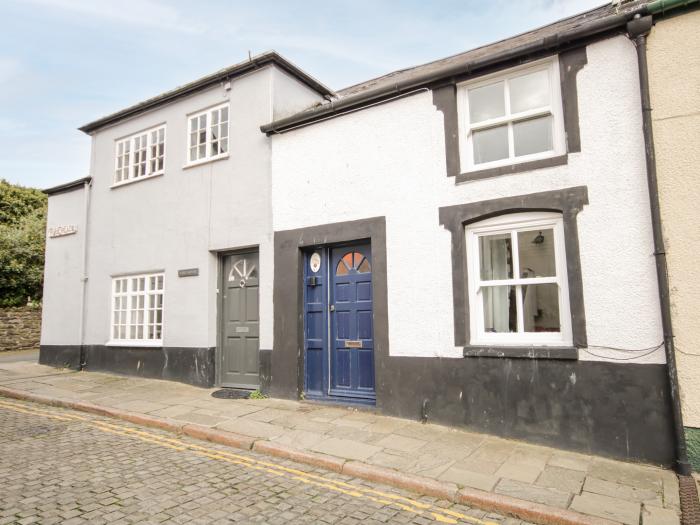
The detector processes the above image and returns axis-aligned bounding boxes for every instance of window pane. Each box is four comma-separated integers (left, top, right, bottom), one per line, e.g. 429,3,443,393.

357,258,371,273
479,233,513,280
513,116,552,157
472,125,508,164
517,228,556,278
468,81,505,123
509,69,549,113
482,285,516,333
522,283,560,332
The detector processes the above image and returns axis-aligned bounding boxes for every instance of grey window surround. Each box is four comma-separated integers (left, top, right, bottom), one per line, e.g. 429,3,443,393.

438,186,589,358
433,47,587,183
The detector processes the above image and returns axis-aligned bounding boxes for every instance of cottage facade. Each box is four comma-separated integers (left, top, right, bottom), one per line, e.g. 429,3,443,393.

41,1,695,469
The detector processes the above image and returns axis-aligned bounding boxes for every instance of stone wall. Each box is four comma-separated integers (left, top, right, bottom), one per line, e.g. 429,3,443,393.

0,306,42,352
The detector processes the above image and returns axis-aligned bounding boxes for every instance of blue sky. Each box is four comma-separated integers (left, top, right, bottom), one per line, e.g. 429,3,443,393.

1,0,603,189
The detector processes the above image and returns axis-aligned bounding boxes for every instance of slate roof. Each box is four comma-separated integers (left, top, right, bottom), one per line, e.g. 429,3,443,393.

336,1,641,98
261,0,646,133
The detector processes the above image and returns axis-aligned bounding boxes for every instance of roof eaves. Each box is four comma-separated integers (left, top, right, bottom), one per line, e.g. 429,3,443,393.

44,176,92,196
79,51,334,135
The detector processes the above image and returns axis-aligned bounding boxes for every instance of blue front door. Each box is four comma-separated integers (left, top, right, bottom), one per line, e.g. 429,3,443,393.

303,243,375,403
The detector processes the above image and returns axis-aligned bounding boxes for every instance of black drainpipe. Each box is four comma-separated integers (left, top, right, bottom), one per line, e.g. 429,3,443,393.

627,14,690,476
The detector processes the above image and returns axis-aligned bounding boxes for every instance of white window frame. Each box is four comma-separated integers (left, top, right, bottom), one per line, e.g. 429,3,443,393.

108,272,164,346
186,102,230,166
466,212,572,347
113,124,167,187
457,57,565,173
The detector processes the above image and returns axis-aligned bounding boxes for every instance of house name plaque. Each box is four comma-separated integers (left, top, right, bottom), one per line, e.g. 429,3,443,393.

48,225,77,238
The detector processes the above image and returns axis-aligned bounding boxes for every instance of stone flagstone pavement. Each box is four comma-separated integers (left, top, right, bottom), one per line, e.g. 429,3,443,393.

0,359,684,525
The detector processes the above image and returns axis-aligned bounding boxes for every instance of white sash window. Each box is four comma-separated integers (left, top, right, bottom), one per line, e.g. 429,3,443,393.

458,58,565,172
466,212,572,346
110,273,164,345
187,103,229,164
113,125,166,186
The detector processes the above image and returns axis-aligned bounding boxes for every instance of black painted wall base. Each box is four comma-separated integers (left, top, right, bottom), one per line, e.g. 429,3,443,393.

39,345,216,388
39,345,81,370
259,349,272,395
375,357,675,467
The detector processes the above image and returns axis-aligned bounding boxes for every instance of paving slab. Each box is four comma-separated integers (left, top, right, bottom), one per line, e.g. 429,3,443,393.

535,466,586,494
570,492,641,525
583,476,663,506
494,461,544,484
215,418,285,439
406,456,455,479
310,438,382,462
641,504,681,525
270,428,327,450
588,459,663,492
366,451,416,471
495,479,571,509
547,452,591,472
243,407,293,422
439,466,498,491
472,440,515,464
454,456,502,475
374,434,426,453
173,412,230,427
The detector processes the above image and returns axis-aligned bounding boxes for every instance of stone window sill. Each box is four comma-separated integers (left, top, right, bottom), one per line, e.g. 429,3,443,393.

456,154,568,184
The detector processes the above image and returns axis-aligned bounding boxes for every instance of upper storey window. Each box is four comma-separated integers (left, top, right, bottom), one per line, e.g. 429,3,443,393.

457,58,564,172
188,103,229,164
114,125,166,186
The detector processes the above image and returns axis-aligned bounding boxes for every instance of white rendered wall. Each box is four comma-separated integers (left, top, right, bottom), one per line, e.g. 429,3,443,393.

271,35,664,364
272,68,325,121
41,188,87,345
72,64,309,352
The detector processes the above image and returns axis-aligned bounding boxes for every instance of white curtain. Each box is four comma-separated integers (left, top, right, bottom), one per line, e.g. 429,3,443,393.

482,238,510,332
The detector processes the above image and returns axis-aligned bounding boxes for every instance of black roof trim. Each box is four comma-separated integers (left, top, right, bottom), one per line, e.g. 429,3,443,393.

261,2,648,135
44,176,92,196
79,51,334,134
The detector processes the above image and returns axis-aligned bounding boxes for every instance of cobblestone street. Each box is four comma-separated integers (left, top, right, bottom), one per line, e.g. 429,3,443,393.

0,398,527,525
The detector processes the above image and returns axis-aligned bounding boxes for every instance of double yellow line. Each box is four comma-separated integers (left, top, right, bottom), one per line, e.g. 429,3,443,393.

0,398,498,525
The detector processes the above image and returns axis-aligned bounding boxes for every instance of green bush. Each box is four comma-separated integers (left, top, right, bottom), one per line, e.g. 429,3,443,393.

0,180,47,306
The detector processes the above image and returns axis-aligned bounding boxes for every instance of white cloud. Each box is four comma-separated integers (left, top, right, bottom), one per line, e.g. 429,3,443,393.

0,57,20,84
18,0,204,34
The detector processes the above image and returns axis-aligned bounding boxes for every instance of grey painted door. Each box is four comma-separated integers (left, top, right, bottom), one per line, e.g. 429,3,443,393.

220,252,259,388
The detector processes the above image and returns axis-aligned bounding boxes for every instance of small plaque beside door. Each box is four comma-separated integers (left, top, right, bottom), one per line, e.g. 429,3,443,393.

345,340,362,349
